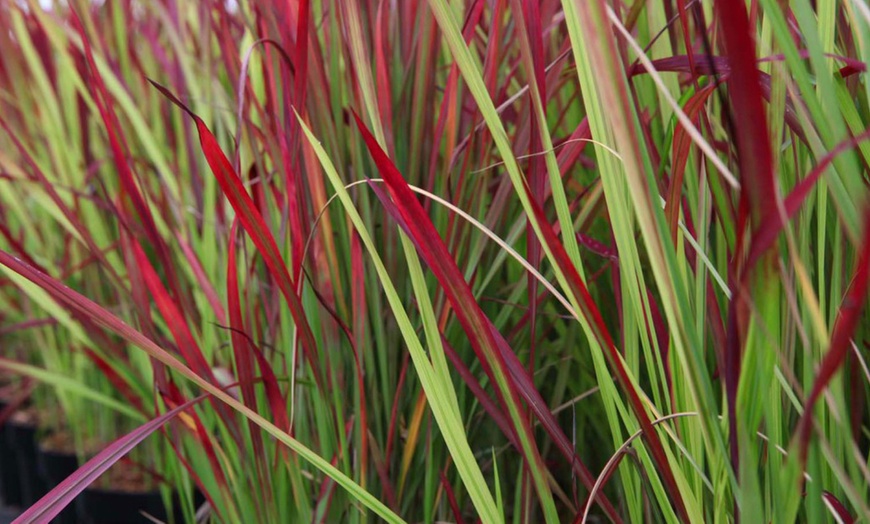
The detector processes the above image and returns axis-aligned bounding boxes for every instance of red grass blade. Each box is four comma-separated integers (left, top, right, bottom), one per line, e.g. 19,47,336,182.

514,0,547,374
350,109,555,503
13,395,206,524
175,233,227,326
822,491,855,524
714,0,775,226
441,468,468,524
556,118,592,176
71,12,185,307
374,0,396,157
713,5,775,242
352,111,624,521
796,206,870,464
227,220,262,418
148,79,325,391
746,128,870,272
625,52,866,79
130,241,214,382
667,83,717,241
440,337,516,445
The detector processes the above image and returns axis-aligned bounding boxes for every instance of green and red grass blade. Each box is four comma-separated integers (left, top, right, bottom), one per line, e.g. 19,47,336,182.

299,113,502,523
747,129,870,271
147,79,325,392
71,12,187,310
796,206,870,463
715,0,778,490
0,249,403,523
354,110,563,523
13,395,207,524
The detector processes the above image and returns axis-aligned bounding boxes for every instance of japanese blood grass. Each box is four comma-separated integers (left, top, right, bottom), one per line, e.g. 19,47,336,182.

0,4,176,504
0,0,870,522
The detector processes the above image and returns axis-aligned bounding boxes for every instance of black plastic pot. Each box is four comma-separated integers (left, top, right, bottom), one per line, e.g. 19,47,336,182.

77,488,168,524
5,418,46,506
0,401,23,507
37,446,79,524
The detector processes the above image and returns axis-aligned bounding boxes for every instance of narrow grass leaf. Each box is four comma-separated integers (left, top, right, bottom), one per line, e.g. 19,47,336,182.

0,249,404,524
353,111,559,523
797,206,870,463
14,395,206,524
148,79,325,391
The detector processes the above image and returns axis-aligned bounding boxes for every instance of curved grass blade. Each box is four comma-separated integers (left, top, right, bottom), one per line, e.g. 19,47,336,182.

299,113,502,524
0,249,404,524
746,129,870,272
14,395,206,524
822,491,855,524
352,110,559,523
147,79,325,391
796,206,870,464
0,358,144,421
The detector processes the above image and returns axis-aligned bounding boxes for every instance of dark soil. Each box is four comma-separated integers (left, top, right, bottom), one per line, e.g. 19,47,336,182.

9,405,39,427
39,429,78,454
92,461,156,494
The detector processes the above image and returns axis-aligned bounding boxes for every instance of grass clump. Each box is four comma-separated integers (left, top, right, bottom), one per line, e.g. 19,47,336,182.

0,0,869,522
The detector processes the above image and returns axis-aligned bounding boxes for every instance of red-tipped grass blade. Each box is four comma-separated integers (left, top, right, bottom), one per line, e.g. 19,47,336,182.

225,223,292,433
71,12,187,311
716,0,777,493
668,83,717,241
796,206,870,464
746,128,870,272
351,111,624,521
148,79,325,391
